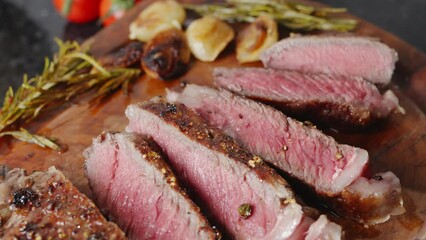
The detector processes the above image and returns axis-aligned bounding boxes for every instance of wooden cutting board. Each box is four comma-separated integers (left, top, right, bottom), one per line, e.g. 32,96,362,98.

1,0,425,239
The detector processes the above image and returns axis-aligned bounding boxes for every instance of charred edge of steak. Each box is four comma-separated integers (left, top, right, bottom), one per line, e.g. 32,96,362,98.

129,133,187,194
98,41,144,68
250,96,379,131
331,188,403,224
139,100,289,187
0,167,126,239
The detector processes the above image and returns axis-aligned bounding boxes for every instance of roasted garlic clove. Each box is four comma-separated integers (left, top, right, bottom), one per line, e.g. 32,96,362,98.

129,0,186,42
236,15,278,63
142,28,191,80
186,16,234,62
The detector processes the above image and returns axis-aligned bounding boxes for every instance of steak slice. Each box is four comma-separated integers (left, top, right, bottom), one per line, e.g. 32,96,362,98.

125,100,340,239
168,84,405,224
260,35,398,85
213,67,403,129
84,132,217,240
0,166,125,239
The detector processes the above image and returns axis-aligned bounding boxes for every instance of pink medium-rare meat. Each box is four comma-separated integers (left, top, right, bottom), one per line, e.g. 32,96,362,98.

167,85,366,194
213,67,403,129
168,84,404,224
84,132,217,240
125,100,336,239
0,166,126,239
260,35,398,85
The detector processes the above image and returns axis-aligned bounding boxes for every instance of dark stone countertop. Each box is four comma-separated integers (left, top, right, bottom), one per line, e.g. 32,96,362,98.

0,0,425,99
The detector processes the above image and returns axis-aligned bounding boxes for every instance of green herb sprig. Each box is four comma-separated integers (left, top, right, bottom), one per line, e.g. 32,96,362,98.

185,0,357,32
0,39,141,150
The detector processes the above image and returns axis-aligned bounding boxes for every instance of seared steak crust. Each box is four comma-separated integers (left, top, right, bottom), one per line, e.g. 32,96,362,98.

254,97,376,129
0,166,126,239
141,101,289,186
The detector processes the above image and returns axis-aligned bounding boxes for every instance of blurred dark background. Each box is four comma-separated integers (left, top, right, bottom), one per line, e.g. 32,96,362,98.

0,0,425,99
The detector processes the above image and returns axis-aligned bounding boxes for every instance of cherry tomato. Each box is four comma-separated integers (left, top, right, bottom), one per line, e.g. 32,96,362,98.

53,0,102,23
100,0,141,26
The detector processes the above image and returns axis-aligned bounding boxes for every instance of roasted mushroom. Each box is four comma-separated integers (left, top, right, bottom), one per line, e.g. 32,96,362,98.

186,16,234,62
98,41,144,68
141,28,191,80
236,15,278,63
129,0,186,42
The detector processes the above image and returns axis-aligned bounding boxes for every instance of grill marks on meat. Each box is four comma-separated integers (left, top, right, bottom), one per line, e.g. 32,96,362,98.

168,84,404,224
213,67,403,129
84,132,217,240
0,166,125,239
260,35,398,85
125,100,319,239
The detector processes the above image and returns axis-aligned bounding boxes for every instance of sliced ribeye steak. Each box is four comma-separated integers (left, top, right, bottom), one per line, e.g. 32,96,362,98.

168,84,405,224
125,100,342,239
260,35,398,85
84,132,217,240
213,67,403,129
0,166,126,239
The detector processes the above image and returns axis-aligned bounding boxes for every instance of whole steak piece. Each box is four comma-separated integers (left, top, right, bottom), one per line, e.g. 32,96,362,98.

84,132,218,240
213,67,403,129
168,84,405,225
260,35,398,85
0,166,126,239
125,99,342,239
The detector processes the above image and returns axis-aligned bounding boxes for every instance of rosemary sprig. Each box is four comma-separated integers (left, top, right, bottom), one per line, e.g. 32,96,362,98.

184,0,357,32
0,128,60,150
0,39,141,150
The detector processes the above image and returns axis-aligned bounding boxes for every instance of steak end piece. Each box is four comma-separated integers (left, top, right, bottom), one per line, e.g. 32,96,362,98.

125,99,342,239
260,35,398,85
334,172,405,224
84,132,217,240
213,67,403,130
168,84,404,224
0,166,126,240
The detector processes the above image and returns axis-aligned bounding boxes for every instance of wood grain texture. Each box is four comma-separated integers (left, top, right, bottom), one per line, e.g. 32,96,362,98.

1,1,425,239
